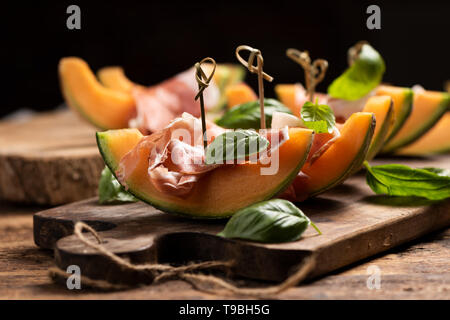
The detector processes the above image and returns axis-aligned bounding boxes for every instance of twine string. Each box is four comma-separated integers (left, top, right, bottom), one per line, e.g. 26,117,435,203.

49,221,317,297
286,48,328,102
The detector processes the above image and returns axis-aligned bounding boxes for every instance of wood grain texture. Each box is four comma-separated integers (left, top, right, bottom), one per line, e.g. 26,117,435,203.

1,201,449,299
33,155,450,287
0,110,104,205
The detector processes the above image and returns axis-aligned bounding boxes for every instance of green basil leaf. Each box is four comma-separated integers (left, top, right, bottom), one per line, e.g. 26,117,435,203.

216,98,292,129
98,166,138,204
218,199,320,243
364,161,450,200
300,100,336,133
328,44,386,100
205,129,268,165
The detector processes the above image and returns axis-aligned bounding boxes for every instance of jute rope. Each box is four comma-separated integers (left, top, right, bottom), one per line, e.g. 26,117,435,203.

49,221,316,297
286,48,328,102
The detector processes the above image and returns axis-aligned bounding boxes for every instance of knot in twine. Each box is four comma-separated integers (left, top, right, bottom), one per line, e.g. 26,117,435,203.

235,45,273,82
49,221,316,297
195,57,216,100
347,40,369,66
286,48,328,101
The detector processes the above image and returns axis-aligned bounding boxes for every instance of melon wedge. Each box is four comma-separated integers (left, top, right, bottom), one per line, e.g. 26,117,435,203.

362,95,394,160
275,84,302,115
97,128,314,218
397,112,450,155
97,67,138,93
374,85,413,144
381,90,450,153
59,57,135,129
292,112,375,199
225,82,257,108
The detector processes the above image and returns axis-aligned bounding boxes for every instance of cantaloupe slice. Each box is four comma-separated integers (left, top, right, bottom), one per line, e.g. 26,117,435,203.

97,67,138,93
362,95,394,160
397,112,450,155
291,112,375,199
59,58,135,129
225,82,257,109
374,85,413,144
97,128,314,218
381,90,450,153
275,84,302,115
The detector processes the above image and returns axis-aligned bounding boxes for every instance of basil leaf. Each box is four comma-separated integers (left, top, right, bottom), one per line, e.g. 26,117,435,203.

205,130,268,165
98,166,138,204
328,44,385,100
300,100,336,133
216,98,292,129
218,199,321,243
364,161,450,200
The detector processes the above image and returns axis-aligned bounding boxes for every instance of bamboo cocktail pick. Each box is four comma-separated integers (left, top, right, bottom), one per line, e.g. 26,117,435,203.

286,48,328,102
347,40,369,66
195,57,216,149
235,45,273,129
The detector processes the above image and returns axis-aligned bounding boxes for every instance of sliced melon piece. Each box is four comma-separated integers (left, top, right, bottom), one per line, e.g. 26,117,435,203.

362,95,394,160
225,82,257,108
374,85,413,144
59,57,135,129
381,90,450,153
97,128,314,218
275,84,302,116
292,112,375,199
397,112,450,155
97,67,138,93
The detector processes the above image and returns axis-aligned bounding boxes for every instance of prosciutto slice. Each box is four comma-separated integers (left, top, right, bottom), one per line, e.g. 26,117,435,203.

116,113,290,197
292,83,371,123
129,68,220,134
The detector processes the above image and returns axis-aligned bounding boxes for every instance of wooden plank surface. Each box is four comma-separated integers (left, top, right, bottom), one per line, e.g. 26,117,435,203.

0,110,104,205
0,201,448,299
32,155,450,288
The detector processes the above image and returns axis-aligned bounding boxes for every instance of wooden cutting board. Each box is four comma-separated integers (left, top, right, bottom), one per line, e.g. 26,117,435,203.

34,155,450,285
0,109,103,205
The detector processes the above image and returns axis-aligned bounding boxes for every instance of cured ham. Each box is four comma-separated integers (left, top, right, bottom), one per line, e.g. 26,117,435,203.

117,113,289,197
129,68,220,134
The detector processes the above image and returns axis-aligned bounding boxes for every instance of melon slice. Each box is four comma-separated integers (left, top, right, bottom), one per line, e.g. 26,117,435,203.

374,85,413,144
59,57,135,129
225,82,257,108
397,112,450,155
291,112,375,199
381,89,450,153
97,128,314,218
97,67,138,93
275,84,302,115
362,95,394,160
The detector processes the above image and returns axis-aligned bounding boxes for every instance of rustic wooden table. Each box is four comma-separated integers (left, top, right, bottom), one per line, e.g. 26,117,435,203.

0,201,448,300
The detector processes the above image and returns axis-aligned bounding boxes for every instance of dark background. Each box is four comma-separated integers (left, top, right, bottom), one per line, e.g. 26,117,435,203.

2,0,449,117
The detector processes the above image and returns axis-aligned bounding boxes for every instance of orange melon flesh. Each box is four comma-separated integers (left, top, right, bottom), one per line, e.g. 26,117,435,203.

59,58,135,129
97,67,137,93
362,95,394,160
292,112,375,198
97,128,314,218
397,112,450,155
382,90,450,153
225,83,257,108
275,84,302,115
375,85,413,144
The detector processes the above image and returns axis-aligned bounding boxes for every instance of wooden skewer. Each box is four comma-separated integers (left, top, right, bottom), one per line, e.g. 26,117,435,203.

235,45,273,129
286,48,328,102
194,57,216,150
